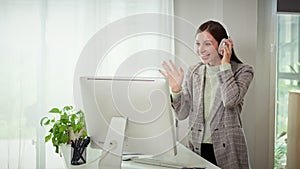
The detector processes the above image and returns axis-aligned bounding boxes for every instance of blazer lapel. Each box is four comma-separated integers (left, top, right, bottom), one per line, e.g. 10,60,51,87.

210,61,237,129
193,65,206,123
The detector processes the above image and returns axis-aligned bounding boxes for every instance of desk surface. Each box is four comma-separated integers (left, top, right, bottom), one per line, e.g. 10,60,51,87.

61,142,220,169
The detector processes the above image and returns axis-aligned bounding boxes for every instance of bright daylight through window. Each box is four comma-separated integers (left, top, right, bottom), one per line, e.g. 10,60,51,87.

275,15,300,169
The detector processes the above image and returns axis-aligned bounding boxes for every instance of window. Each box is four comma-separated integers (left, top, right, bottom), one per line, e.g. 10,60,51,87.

275,15,300,169
0,0,173,168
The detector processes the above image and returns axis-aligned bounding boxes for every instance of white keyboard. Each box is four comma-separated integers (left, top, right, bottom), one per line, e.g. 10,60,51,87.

131,157,205,169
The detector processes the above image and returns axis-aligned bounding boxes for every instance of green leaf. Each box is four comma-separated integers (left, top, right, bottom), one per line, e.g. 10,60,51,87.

52,137,59,146
71,123,76,130
278,131,287,138
49,108,60,114
289,64,298,74
76,110,84,116
82,130,87,138
74,124,83,132
63,105,73,112
40,117,49,126
71,114,77,121
58,125,68,133
44,119,51,125
60,134,69,143
59,115,68,125
45,134,52,142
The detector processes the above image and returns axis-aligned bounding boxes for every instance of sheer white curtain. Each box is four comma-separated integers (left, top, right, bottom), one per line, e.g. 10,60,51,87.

0,0,173,168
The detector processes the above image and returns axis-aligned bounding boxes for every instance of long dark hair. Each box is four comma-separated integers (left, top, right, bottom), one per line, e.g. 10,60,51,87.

196,20,242,63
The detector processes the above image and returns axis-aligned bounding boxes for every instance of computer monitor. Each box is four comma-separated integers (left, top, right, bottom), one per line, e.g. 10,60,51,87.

79,76,177,168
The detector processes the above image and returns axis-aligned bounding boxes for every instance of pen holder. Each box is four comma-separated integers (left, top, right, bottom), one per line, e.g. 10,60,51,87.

71,146,86,165
70,137,90,165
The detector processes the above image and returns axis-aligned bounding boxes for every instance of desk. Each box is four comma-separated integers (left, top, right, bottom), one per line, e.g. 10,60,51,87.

61,142,220,169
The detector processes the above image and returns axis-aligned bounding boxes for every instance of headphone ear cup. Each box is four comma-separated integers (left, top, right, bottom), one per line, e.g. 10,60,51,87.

218,38,226,55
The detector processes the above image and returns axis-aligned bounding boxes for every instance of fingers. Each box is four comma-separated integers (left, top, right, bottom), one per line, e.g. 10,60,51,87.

162,60,173,74
179,67,184,77
160,60,184,80
169,60,181,77
220,39,233,64
169,60,177,71
158,69,167,78
227,38,233,51
228,38,233,45
162,60,180,77
159,60,185,92
221,38,233,56
160,61,173,80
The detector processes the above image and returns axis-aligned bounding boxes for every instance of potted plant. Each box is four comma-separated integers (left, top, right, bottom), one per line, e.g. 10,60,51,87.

40,105,88,155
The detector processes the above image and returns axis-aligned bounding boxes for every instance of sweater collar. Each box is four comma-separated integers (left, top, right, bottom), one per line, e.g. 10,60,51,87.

205,64,220,77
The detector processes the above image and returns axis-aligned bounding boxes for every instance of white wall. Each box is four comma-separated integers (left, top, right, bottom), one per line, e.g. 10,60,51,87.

174,0,275,168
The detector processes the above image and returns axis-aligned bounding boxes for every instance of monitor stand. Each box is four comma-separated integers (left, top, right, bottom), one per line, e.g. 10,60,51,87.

98,117,127,169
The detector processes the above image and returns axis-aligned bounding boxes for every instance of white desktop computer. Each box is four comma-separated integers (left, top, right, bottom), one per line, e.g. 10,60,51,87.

79,76,177,169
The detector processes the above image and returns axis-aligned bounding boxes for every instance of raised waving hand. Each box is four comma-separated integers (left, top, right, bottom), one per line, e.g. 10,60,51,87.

159,60,184,93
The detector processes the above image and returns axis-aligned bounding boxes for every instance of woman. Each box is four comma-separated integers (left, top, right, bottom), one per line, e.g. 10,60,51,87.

159,20,254,169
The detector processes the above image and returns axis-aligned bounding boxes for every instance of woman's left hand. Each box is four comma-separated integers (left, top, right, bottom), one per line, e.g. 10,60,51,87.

220,38,233,64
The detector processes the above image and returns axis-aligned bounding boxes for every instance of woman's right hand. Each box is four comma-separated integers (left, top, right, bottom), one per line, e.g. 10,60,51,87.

159,60,184,93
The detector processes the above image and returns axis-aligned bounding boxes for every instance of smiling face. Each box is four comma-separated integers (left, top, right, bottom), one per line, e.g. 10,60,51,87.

195,31,221,66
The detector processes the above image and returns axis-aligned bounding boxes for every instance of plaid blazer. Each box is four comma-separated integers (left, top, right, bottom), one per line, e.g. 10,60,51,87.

172,61,254,169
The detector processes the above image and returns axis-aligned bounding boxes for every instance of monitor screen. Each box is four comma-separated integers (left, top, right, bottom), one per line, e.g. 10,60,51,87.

79,76,177,156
